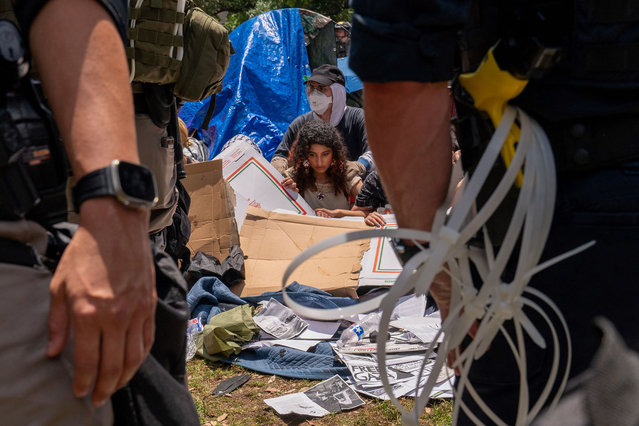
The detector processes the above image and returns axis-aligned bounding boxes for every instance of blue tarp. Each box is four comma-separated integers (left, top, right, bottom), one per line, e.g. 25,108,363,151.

179,8,312,161
338,57,363,93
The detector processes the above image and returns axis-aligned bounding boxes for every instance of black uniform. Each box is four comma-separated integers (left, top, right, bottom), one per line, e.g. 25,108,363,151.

351,1,639,424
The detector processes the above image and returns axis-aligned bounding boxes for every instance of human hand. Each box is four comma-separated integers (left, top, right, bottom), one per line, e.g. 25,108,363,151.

281,177,298,192
364,211,386,227
47,197,156,407
315,208,342,218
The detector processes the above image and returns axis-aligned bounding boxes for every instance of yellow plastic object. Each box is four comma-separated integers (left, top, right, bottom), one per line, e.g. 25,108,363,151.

458,48,528,187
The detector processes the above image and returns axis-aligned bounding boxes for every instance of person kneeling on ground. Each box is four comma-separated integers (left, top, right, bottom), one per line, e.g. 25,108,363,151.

281,120,364,218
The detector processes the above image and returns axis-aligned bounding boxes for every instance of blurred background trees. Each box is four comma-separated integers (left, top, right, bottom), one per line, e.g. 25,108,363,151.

193,0,352,30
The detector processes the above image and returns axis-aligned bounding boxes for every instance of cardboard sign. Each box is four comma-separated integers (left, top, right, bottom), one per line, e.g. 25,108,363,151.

182,160,240,261
358,215,403,287
238,207,369,297
214,138,314,229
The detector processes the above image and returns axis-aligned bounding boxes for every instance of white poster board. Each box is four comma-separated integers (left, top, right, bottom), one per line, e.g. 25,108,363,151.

214,138,314,229
358,215,403,287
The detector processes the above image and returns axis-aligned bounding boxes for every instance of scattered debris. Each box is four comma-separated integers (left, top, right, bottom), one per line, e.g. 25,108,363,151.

253,298,308,339
211,374,251,397
265,375,364,418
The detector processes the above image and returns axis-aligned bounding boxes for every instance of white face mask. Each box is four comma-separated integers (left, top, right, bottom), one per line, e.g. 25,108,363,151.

307,90,332,115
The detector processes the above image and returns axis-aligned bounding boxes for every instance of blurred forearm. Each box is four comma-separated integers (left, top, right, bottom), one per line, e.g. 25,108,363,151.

362,81,451,232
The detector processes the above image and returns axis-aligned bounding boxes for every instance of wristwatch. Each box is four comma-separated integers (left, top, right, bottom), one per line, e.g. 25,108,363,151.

72,160,158,211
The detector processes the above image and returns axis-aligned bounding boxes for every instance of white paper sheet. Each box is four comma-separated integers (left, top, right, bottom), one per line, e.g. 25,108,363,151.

390,316,444,344
253,298,308,340
391,294,427,319
265,393,330,417
298,319,341,340
264,375,364,417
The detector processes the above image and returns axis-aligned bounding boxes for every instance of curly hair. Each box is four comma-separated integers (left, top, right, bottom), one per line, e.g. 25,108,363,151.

288,120,349,198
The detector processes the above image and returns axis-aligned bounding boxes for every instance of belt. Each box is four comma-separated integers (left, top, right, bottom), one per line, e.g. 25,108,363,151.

0,236,41,267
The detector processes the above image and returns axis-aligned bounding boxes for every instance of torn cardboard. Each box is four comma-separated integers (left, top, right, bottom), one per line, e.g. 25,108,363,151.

238,207,370,297
183,160,239,261
214,137,314,229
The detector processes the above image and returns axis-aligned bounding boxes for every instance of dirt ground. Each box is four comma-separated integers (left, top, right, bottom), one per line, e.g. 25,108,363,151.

187,358,453,425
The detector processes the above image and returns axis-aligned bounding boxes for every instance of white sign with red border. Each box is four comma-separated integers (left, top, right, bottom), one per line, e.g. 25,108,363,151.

358,215,403,287
214,138,315,229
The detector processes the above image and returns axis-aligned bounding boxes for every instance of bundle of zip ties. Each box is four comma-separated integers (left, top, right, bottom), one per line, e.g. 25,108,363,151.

281,106,594,425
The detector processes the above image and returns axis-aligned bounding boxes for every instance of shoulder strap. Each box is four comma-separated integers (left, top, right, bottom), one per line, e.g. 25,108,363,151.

200,96,216,130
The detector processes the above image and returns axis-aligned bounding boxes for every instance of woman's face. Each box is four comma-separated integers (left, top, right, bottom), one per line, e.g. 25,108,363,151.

307,144,333,175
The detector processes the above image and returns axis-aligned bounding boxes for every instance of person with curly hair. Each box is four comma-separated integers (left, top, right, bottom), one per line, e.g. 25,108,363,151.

281,120,364,218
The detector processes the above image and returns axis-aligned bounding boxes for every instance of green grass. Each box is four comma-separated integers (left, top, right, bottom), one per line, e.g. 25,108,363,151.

187,358,454,425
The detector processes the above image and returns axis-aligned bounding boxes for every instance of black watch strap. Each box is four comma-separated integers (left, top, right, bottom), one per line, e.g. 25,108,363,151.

72,167,111,212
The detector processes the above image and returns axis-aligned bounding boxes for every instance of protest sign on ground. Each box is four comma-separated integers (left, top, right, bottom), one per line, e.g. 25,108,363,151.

358,215,403,287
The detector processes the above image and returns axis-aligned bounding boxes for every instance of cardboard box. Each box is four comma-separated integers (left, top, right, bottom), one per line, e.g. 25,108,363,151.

214,138,314,229
182,160,239,261
238,207,370,297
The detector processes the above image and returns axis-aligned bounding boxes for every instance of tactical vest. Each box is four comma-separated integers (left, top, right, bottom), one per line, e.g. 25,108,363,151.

127,1,233,105
127,0,185,85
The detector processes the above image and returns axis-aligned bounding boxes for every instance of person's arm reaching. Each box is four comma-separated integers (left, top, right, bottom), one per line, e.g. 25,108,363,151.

29,0,156,407
363,81,452,318
315,208,366,219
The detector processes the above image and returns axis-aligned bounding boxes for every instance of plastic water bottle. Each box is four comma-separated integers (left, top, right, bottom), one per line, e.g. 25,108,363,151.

337,311,381,348
185,317,203,361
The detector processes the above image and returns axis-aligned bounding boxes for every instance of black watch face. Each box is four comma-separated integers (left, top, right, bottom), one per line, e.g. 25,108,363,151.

117,161,157,202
